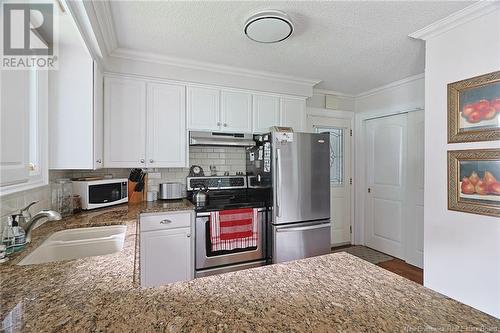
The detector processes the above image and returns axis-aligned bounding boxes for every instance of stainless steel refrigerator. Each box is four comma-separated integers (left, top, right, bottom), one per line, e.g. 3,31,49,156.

247,131,331,263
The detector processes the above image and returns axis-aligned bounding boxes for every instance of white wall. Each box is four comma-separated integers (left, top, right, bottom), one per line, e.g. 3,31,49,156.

353,75,425,245
423,7,500,318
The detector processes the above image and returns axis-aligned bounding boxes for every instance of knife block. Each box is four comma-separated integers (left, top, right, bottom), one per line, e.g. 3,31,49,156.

128,175,148,204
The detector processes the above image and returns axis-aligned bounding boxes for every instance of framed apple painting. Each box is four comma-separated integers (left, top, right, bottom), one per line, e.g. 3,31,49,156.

448,149,500,218
448,70,500,143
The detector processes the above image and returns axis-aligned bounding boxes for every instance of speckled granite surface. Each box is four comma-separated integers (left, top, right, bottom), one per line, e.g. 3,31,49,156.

1,200,498,332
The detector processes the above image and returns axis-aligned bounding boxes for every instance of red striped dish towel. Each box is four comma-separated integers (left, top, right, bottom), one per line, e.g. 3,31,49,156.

210,208,258,252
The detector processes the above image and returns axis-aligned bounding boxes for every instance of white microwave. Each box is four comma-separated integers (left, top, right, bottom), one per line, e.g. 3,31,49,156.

72,178,128,210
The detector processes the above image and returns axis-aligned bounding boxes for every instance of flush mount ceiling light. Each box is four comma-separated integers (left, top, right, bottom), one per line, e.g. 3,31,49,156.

244,10,294,43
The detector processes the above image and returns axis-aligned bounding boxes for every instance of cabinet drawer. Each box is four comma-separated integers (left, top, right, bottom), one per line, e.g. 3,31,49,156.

140,211,192,232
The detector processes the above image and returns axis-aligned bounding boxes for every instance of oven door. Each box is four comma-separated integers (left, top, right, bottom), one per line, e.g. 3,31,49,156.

195,208,267,271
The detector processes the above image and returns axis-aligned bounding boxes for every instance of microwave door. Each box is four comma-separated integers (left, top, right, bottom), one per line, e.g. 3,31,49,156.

89,183,125,204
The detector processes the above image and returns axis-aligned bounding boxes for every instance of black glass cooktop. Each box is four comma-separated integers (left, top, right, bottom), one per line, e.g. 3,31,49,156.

188,189,270,212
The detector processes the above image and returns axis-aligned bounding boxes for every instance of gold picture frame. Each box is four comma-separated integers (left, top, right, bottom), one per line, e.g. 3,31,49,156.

448,149,500,218
448,70,500,143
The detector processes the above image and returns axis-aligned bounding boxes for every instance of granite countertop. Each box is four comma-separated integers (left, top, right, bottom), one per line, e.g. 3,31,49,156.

1,201,499,332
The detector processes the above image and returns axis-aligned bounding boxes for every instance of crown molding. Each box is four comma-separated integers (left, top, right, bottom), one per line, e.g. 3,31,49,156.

409,1,500,41
109,47,321,87
91,0,118,54
313,89,355,98
356,73,424,98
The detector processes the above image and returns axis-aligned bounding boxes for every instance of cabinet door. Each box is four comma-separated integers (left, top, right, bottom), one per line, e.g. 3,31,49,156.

140,228,192,287
146,83,186,168
0,70,30,186
104,77,146,168
187,86,220,131
93,62,104,169
220,90,252,133
280,97,306,132
252,94,280,133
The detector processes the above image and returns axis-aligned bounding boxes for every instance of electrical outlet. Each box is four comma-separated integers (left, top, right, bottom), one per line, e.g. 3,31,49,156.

148,172,161,179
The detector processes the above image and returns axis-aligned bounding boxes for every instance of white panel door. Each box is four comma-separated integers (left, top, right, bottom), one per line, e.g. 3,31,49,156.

220,90,252,133
252,94,280,133
187,86,220,131
140,228,192,287
104,77,147,168
146,83,186,168
308,116,352,246
405,110,424,268
0,70,30,186
365,114,407,258
281,98,306,132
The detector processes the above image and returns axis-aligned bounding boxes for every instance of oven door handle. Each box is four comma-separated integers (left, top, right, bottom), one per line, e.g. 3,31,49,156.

196,208,266,217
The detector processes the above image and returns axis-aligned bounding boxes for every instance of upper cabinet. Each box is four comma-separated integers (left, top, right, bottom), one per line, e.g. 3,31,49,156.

220,90,252,133
280,97,306,132
146,83,187,168
104,76,147,168
187,87,252,133
187,87,220,131
49,55,103,169
253,94,280,133
104,75,187,168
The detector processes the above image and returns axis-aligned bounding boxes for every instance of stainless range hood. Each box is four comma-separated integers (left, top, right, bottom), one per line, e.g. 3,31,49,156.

189,131,256,147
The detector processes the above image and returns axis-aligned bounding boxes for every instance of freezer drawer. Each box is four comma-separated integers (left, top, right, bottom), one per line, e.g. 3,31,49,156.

272,220,331,263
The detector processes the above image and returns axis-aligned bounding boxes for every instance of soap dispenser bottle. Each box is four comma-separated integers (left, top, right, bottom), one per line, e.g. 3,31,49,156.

11,215,26,251
1,217,15,255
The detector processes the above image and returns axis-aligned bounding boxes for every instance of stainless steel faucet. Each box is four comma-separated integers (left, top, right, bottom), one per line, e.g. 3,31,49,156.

16,201,62,243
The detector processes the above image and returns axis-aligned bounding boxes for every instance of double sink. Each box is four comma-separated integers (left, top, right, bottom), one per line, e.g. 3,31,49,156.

18,225,127,266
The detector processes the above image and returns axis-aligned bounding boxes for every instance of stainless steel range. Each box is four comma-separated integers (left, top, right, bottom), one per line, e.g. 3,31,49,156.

187,176,271,278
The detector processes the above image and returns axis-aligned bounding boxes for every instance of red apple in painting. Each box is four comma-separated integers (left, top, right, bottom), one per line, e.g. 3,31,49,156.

461,177,475,194
467,110,483,123
489,182,500,195
475,180,488,195
481,106,497,120
462,104,475,117
491,98,500,112
469,171,480,186
483,171,497,187
475,99,490,112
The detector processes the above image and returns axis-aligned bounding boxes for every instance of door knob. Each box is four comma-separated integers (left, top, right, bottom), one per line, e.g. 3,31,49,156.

140,159,145,163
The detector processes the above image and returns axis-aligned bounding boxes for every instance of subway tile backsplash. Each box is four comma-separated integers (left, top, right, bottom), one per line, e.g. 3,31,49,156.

0,146,247,231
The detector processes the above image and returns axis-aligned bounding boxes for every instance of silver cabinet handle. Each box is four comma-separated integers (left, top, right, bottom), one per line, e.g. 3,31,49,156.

140,159,145,163
217,122,221,126
223,123,227,127
160,219,172,224
96,159,102,164
186,234,191,238
149,159,154,163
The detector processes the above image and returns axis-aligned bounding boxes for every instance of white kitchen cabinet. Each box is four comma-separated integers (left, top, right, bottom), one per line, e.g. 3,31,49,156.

0,70,30,186
280,97,306,132
140,211,193,287
104,76,147,168
220,90,252,133
146,83,186,167
187,86,220,131
252,94,280,133
49,43,104,169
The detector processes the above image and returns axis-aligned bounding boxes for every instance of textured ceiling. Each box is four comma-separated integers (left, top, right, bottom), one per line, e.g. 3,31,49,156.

108,1,472,94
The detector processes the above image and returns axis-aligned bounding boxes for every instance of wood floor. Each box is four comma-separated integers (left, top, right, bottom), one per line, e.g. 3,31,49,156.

377,259,423,285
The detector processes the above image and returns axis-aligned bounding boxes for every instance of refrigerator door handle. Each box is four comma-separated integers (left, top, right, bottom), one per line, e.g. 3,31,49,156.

276,148,282,217
276,222,330,233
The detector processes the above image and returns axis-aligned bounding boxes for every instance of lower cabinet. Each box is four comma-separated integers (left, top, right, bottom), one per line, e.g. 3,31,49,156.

140,211,193,287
